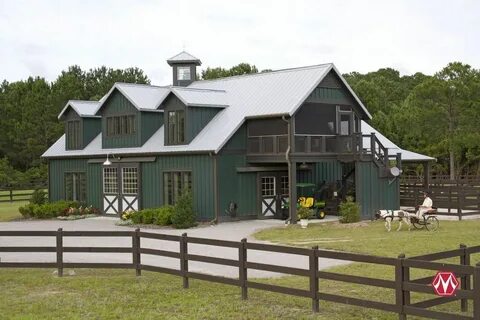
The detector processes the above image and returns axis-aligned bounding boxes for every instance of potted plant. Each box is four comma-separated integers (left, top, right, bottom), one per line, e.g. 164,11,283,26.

297,207,313,228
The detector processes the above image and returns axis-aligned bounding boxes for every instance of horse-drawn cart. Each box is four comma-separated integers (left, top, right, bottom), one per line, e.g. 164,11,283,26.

406,207,439,231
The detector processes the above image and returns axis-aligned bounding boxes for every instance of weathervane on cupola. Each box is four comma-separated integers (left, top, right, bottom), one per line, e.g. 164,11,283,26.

167,51,202,87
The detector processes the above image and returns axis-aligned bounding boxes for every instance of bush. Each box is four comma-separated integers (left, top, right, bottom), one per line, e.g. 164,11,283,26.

30,189,47,205
297,207,313,220
129,206,174,226
18,200,80,219
171,192,196,229
339,197,360,223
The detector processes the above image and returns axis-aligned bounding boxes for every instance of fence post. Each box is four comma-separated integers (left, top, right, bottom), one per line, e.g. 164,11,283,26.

9,188,13,203
310,245,319,313
395,253,407,320
132,228,141,276
458,186,463,221
180,233,189,289
474,263,480,320
460,244,470,312
56,228,63,277
239,238,248,300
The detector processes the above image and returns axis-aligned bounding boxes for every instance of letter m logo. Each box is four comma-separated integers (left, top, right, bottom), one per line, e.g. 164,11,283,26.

432,271,459,296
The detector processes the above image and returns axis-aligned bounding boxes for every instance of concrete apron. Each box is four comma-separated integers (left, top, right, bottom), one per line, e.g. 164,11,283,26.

0,216,348,278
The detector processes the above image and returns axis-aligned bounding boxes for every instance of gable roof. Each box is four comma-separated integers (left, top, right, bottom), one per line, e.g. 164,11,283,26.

167,51,201,65
361,121,435,162
95,83,169,114
45,62,376,158
58,100,101,120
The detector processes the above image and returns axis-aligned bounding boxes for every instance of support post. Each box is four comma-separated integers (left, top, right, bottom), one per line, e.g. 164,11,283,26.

180,233,189,289
56,228,63,277
423,162,431,190
370,133,376,159
474,263,480,320
132,228,141,276
460,244,470,312
239,238,248,300
395,253,407,320
458,184,463,221
289,161,297,224
310,246,319,313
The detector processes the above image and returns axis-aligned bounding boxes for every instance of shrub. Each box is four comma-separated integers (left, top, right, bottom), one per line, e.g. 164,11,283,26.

339,196,360,223
153,205,174,226
18,200,80,219
297,207,313,220
30,189,47,205
171,192,196,229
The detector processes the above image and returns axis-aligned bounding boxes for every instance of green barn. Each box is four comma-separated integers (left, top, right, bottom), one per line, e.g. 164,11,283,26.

42,51,433,222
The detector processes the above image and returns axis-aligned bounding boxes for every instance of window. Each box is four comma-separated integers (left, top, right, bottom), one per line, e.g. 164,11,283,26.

167,110,185,144
280,176,289,195
177,67,191,80
65,172,86,202
163,171,192,205
261,177,276,197
339,113,352,136
66,120,81,149
122,167,138,195
106,115,136,136
103,167,118,194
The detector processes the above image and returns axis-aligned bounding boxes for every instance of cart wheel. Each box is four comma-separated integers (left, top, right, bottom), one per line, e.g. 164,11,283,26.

425,216,439,231
411,217,424,230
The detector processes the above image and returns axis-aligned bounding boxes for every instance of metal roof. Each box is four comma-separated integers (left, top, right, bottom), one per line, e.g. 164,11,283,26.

58,100,100,120
45,63,380,158
171,87,228,108
167,51,201,65
95,83,170,114
361,121,435,162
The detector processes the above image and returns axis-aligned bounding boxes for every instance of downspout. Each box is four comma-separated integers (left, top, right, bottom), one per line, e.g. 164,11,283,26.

282,115,295,224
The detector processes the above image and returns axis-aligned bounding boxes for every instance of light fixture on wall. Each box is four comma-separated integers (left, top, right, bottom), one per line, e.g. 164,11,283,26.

103,153,119,166
299,162,310,170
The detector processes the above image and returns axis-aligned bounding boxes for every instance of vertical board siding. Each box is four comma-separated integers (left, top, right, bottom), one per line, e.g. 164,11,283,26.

83,118,101,147
187,107,220,143
141,154,215,221
297,161,342,184
86,163,103,209
101,90,141,148
140,112,163,145
217,154,256,217
355,161,399,219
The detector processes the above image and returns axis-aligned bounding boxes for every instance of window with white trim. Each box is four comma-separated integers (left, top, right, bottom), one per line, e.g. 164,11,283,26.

122,167,138,195
103,167,118,194
177,67,191,80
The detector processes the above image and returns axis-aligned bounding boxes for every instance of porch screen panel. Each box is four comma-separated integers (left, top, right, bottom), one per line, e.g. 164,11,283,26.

103,167,118,194
122,167,138,195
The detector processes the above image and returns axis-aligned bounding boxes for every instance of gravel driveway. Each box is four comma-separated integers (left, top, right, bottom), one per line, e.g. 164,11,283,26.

0,216,348,278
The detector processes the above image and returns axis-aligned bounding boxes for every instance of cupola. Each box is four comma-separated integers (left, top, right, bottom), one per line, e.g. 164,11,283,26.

167,51,202,87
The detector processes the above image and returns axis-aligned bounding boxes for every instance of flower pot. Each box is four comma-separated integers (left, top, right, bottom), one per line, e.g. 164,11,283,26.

300,219,309,228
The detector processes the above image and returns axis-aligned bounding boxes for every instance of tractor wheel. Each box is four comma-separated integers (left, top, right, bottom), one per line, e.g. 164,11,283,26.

316,208,326,219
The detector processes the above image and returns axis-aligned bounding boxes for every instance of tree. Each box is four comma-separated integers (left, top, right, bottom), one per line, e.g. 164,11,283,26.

201,63,258,80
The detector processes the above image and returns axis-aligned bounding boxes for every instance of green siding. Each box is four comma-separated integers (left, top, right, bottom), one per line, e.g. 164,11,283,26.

222,124,247,150
83,118,101,146
187,107,220,142
101,90,141,148
48,159,102,209
140,112,163,144
141,155,215,221
297,161,342,184
305,87,354,105
355,161,399,220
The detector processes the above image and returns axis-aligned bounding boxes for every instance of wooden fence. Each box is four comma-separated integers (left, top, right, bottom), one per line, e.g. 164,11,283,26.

0,229,480,319
400,182,480,219
0,181,48,203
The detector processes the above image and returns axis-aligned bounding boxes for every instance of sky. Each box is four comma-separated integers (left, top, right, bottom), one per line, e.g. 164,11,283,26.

1,0,479,85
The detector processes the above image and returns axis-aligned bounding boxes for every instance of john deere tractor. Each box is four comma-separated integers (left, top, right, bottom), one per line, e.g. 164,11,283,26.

283,183,327,219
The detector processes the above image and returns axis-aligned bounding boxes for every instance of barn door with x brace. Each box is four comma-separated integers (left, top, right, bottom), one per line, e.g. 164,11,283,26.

259,172,288,218
103,163,140,215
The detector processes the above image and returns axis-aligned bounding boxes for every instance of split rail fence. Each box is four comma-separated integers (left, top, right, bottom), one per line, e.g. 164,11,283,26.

0,229,480,320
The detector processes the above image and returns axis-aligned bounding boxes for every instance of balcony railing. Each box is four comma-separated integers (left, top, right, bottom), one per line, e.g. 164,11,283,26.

247,133,395,167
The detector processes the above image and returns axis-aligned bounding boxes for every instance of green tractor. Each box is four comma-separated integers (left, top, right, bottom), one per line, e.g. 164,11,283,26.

282,183,327,219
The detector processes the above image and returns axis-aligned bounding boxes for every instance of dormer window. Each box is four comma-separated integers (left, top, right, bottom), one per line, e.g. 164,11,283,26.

177,67,191,81
106,115,136,136
167,110,185,144
66,120,81,149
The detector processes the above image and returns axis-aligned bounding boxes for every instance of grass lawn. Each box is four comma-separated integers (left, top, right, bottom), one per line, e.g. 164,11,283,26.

0,267,472,320
0,201,26,221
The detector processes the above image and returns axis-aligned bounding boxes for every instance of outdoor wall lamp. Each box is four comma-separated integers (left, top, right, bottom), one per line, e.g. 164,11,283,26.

103,153,120,166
